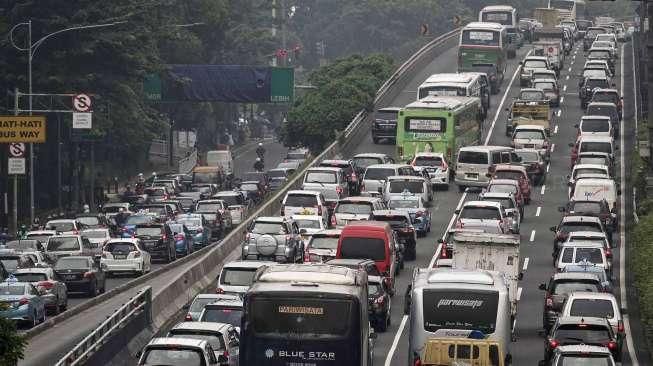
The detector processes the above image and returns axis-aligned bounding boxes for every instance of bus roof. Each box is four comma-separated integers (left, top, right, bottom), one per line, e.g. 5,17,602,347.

463,22,506,31
480,5,516,11
404,96,478,111
422,73,477,84
253,263,366,287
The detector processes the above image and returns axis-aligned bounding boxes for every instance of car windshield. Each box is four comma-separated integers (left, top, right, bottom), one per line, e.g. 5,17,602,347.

569,202,603,215
135,227,162,236
45,222,74,232
76,217,100,226
459,206,500,220
142,348,203,366
284,194,317,207
82,230,108,239
215,195,241,206
574,168,607,178
240,183,259,191
582,119,610,132
514,151,539,162
178,218,202,228
569,299,615,319
54,257,89,270
221,267,258,286
482,197,514,209
335,202,372,215
388,200,420,209
414,156,442,167
488,184,517,194
309,236,339,250
524,60,547,68
305,172,337,184
125,216,155,225
105,242,136,252
295,219,322,229
593,93,617,103
0,285,25,295
553,280,601,295
251,222,285,235
458,151,488,164
169,331,225,352
555,324,612,344
196,202,222,212
534,82,555,90
13,273,47,282
200,307,243,327
5,240,41,251
520,91,544,100
364,168,395,181
389,180,423,193
575,248,604,264
190,297,219,313
560,222,601,233
494,171,524,180
47,237,79,251
353,157,383,169
559,354,612,365
515,130,545,139
0,258,19,272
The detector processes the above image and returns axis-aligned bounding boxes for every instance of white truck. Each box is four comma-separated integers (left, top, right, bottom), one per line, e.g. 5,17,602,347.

447,231,521,317
205,145,233,176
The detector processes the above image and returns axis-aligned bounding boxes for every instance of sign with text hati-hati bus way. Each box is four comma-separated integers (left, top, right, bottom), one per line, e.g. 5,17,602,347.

0,116,46,143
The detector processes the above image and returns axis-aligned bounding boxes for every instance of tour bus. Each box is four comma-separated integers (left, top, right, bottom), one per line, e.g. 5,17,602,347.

458,22,508,80
479,5,518,27
240,263,373,365
416,73,490,118
548,0,587,21
407,268,513,366
396,96,483,164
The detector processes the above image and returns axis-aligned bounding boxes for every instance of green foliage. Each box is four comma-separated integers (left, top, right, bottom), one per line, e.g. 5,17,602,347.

281,54,393,152
0,303,26,365
632,212,653,332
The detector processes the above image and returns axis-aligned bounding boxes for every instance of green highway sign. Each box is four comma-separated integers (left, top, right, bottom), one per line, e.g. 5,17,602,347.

143,74,162,101
270,67,294,103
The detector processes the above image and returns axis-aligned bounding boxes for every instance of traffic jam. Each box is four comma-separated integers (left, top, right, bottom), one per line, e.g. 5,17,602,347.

2,3,636,366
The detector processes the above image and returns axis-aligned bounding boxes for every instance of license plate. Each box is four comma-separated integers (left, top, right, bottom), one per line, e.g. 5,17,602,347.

114,254,127,260
524,144,535,148
466,173,478,180
144,242,156,247
64,275,77,280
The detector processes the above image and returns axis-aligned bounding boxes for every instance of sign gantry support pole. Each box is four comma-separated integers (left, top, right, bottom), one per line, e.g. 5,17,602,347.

13,89,19,235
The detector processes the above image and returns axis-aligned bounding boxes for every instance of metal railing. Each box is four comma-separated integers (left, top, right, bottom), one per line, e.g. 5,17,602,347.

178,149,198,174
55,287,152,366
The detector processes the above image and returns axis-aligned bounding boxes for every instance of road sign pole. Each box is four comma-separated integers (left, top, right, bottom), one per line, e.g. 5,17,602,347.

13,88,19,235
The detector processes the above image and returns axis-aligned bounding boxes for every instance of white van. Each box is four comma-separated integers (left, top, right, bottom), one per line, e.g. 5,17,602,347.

454,146,515,191
406,268,513,366
280,190,329,223
206,149,233,175
577,115,613,137
571,177,619,209
417,73,489,119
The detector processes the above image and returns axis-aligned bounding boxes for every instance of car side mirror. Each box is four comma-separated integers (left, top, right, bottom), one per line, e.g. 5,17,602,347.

549,226,557,232
620,307,627,315
369,331,378,340
182,303,190,310
539,283,547,290
454,209,460,215
617,189,622,196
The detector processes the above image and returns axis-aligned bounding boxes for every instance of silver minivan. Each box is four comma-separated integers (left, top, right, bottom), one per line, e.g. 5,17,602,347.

362,164,414,195
302,167,349,208
406,268,513,366
454,146,515,191
216,260,275,297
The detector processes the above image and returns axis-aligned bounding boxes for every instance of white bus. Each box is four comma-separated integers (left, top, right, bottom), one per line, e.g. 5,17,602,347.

479,5,518,27
548,0,586,21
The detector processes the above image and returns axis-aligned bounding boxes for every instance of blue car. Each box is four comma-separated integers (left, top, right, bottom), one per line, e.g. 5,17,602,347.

0,276,46,327
168,222,193,257
387,195,431,237
120,214,158,238
175,214,210,249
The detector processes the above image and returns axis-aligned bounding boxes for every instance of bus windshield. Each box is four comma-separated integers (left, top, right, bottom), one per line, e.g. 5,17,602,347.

461,29,500,47
549,0,574,10
422,289,499,334
481,11,511,25
251,297,352,339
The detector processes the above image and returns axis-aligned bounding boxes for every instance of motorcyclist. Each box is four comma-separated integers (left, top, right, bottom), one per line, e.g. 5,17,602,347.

256,142,265,160
82,204,90,213
17,224,27,239
123,184,135,199
135,173,145,194
114,207,127,227
254,157,264,172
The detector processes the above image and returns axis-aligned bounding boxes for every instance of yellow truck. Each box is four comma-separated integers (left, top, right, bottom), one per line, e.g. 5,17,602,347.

505,99,551,136
420,337,509,366
533,8,559,28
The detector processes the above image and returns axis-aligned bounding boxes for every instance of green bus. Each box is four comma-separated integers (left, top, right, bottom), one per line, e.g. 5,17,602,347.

458,22,508,83
396,96,483,162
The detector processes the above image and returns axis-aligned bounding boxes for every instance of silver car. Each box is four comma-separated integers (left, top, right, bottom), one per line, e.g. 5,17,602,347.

216,260,274,297
12,267,68,315
241,217,303,263
383,175,432,204
301,167,349,208
362,164,414,195
168,322,240,365
333,197,386,228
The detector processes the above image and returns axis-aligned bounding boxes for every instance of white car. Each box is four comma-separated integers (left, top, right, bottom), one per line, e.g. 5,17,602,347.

281,190,329,224
23,230,58,245
410,152,451,189
577,115,613,137
454,200,517,234
555,241,611,275
383,175,432,204
560,292,624,342
100,238,151,276
81,228,111,248
291,214,327,240
216,260,274,297
44,219,84,235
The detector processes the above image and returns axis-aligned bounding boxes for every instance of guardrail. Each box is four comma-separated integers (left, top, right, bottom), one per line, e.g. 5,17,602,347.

46,27,463,364
55,287,152,366
178,149,198,174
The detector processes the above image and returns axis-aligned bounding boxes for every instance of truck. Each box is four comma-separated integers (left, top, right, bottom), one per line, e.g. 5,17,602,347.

532,40,565,74
533,27,571,55
205,144,233,176
447,231,521,317
506,99,551,136
533,8,559,28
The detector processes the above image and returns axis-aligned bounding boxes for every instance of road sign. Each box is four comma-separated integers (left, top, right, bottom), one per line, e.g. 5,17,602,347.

8,158,25,175
270,67,294,103
72,94,92,112
9,143,25,157
72,112,92,129
0,116,46,143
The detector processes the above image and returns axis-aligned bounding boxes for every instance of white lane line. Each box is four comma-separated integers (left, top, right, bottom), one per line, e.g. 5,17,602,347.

541,185,546,195
568,66,572,72
484,50,532,145
536,206,541,217
523,257,530,271
556,110,561,117
618,43,640,366
429,191,468,268
517,287,523,301
529,230,536,242
384,315,408,366
554,125,559,134
565,75,570,80
563,85,567,92
551,143,555,152
546,163,550,172
560,96,565,104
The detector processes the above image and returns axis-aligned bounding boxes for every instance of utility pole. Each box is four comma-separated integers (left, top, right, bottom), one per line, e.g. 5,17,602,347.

89,142,95,210
648,0,653,162
12,89,19,235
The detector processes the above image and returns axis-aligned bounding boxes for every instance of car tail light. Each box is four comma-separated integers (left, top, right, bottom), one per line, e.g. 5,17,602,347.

162,234,168,241
83,271,94,279
546,296,553,308
336,186,343,196
549,339,559,349
606,249,612,258
375,296,385,305
216,287,225,294
184,313,192,321
440,242,448,258
19,298,29,306
414,357,422,366
175,234,184,241
607,341,618,350
37,281,54,290
618,320,624,333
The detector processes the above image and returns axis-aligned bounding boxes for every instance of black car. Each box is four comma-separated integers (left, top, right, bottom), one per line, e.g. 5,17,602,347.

133,223,177,263
538,273,605,332
372,210,416,260
75,213,110,229
367,275,391,332
544,316,620,362
372,107,399,144
54,256,106,297
578,76,610,108
560,200,615,233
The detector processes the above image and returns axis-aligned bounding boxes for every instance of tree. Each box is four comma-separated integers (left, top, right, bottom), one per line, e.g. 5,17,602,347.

0,303,26,365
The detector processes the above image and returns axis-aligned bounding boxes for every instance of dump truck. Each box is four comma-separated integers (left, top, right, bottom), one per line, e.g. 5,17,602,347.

506,99,551,136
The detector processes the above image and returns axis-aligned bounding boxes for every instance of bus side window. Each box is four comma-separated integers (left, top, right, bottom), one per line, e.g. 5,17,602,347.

489,345,500,366
491,152,501,164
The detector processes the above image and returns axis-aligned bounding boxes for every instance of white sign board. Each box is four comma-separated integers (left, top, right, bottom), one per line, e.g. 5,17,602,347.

8,158,25,175
73,94,92,112
73,112,92,129
9,143,25,157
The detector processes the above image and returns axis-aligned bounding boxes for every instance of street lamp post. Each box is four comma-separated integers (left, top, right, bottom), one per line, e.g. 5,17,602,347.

9,20,127,223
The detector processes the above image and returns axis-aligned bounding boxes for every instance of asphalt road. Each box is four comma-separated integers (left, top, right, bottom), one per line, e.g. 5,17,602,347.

363,41,641,365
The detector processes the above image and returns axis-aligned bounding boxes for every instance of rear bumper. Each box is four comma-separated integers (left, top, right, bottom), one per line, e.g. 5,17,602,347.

0,306,32,321
63,279,93,292
102,259,143,272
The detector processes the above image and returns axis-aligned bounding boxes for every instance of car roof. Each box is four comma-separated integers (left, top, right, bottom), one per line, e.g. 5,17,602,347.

587,101,618,108
326,258,375,266
306,167,342,173
286,190,321,196
253,216,285,223
552,272,602,282
147,337,207,348
365,164,410,169
203,298,243,307
581,115,611,121
556,316,610,326
170,321,232,333
567,291,617,302
353,153,389,158
463,200,501,209
560,241,605,248
372,210,410,217
320,159,350,165
338,196,383,203
311,229,342,237
555,345,613,354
